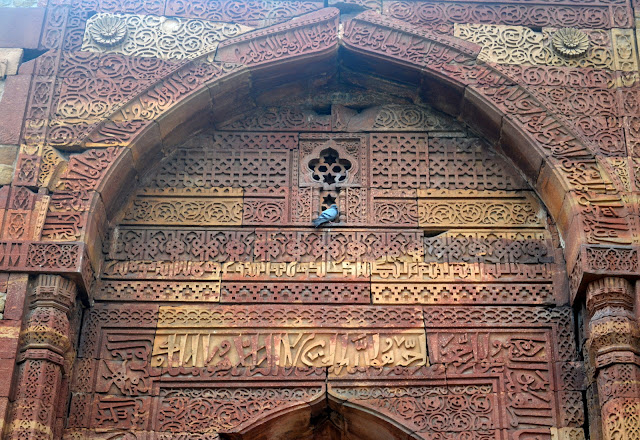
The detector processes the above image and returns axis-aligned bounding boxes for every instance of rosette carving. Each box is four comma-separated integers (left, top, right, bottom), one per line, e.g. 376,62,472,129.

88,15,127,46
552,28,589,58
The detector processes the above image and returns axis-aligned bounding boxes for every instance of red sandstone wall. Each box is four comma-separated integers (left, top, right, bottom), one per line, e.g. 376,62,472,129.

0,1,638,439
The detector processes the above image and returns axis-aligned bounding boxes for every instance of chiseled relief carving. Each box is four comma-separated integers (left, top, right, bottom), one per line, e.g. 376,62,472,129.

384,1,629,30
63,79,581,437
0,0,630,438
552,28,590,58
454,23,637,71
83,13,253,60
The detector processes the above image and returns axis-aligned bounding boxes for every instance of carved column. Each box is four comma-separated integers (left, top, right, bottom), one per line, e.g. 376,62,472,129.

586,277,640,440
5,275,77,440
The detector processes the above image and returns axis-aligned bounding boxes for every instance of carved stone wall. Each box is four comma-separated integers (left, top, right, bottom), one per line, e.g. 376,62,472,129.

59,91,585,438
0,0,638,439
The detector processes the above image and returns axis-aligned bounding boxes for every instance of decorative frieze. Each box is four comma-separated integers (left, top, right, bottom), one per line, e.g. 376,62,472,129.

417,190,544,228
455,24,637,71
82,13,253,60
371,283,554,304
121,197,243,226
165,0,324,27
384,2,631,30
220,281,371,303
151,327,427,371
95,280,221,302
0,240,84,272
215,8,339,66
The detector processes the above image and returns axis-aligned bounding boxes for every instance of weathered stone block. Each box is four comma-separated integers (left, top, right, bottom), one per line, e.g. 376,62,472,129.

0,75,30,145
0,164,11,185
0,48,22,78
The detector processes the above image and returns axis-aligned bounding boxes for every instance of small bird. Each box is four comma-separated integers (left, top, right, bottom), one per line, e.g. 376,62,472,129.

312,204,339,227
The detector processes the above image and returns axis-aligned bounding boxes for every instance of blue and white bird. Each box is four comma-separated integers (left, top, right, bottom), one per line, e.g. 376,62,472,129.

312,204,339,227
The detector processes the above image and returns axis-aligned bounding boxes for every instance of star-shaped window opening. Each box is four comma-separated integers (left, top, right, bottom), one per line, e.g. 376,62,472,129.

309,148,352,186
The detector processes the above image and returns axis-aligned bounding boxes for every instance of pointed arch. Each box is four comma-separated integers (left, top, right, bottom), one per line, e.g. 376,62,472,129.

225,392,419,440
49,8,634,298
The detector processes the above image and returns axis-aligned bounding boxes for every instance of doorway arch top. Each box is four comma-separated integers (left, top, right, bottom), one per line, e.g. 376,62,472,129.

17,7,633,299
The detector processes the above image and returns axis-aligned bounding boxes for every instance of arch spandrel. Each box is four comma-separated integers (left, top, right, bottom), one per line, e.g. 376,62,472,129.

229,394,422,440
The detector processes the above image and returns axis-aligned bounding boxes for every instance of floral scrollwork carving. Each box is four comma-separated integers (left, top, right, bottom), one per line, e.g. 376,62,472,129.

88,15,128,47
552,28,590,58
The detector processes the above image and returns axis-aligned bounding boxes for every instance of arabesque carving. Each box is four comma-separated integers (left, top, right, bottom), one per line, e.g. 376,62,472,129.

1,1,638,439
384,1,631,30
156,386,324,433
83,13,253,60
454,24,637,71
418,190,543,228
164,0,323,26
329,383,499,435
122,197,243,226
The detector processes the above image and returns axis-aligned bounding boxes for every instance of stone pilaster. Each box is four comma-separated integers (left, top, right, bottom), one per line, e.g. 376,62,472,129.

586,277,640,440
5,275,77,440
